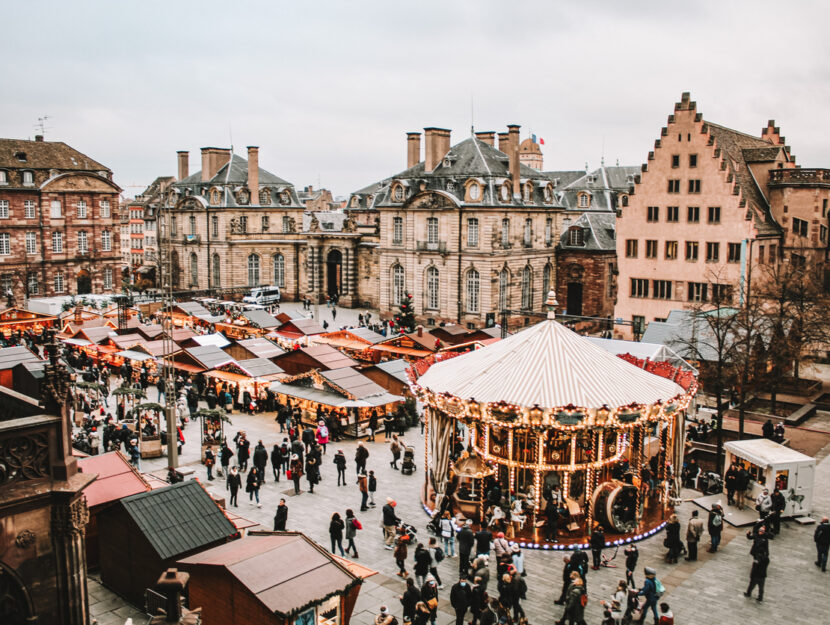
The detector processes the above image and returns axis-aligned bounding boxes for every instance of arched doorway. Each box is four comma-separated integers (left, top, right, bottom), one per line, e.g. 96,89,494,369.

0,562,37,625
326,249,342,297
76,269,91,295
566,282,583,316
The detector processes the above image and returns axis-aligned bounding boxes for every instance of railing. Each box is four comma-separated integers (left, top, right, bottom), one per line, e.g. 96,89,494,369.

416,241,447,252
182,234,201,244
768,168,830,186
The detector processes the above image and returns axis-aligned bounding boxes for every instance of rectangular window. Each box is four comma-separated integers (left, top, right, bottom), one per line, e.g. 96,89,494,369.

103,267,113,290
52,231,63,253
545,217,553,246
632,315,645,337
821,225,828,243
688,179,701,193
687,206,700,223
54,272,64,293
50,200,62,218
645,240,658,258
212,216,219,238
630,278,649,298
792,217,808,237
27,272,38,294
0,171,6,184
261,215,269,232
713,283,732,304
727,242,741,263
467,217,479,247
393,216,403,245
688,282,708,302
189,215,196,235
685,241,699,261
282,216,291,233
707,206,721,223
78,230,88,253
0,233,9,255
823,198,828,217
170,216,177,236
22,171,34,186
758,245,765,265
625,239,638,258
239,216,248,233
25,232,36,255
769,244,777,261
102,230,112,252
100,200,110,219
667,179,680,193
24,200,36,219
647,206,659,222
671,155,680,168
706,242,719,262
77,200,87,219
0,200,8,218
652,280,672,299
689,154,698,168
427,217,438,245
501,219,510,247
666,206,679,222
665,240,678,260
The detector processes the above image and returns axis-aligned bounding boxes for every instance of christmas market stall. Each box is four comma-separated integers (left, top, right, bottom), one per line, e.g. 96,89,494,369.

272,344,358,376
269,367,403,437
205,358,286,405
411,294,698,548
312,327,388,362
0,307,57,338
224,337,285,362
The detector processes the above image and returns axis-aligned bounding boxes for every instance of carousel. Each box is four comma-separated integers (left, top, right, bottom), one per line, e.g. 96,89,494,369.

411,293,698,548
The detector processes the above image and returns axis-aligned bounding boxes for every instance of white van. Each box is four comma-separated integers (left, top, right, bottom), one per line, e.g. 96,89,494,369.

242,286,281,306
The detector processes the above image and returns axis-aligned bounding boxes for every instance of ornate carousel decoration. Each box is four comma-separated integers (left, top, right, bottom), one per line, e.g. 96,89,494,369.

410,292,698,548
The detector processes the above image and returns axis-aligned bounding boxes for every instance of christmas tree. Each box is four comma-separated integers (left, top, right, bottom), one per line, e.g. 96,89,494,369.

398,292,415,333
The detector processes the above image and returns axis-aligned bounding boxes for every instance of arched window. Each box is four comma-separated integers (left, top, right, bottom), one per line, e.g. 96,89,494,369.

523,218,532,247
273,253,285,288
521,266,532,310
247,254,260,287
190,252,198,286
391,264,405,306
578,193,590,208
212,253,221,288
498,268,509,311
466,268,480,313
501,219,510,247
426,266,439,310
543,263,552,298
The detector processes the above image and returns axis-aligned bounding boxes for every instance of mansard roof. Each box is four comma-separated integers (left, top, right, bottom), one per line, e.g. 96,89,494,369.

553,165,640,211
176,153,290,187
559,211,616,252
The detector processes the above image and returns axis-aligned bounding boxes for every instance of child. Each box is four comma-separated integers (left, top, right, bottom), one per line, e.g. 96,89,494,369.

393,534,409,578
368,470,377,507
658,603,674,625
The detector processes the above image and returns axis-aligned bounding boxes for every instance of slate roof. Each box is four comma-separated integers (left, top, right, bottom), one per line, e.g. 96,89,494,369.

371,359,411,384
553,165,639,211
242,310,280,329
235,338,285,359
320,367,387,400
118,480,237,560
0,138,108,172
0,346,40,370
178,153,290,187
345,327,387,344
280,317,327,336
559,211,616,252
302,211,349,232
185,345,236,370
300,344,358,369
237,357,284,378
640,310,722,362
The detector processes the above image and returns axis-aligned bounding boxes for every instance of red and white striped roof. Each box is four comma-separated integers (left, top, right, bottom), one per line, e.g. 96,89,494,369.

416,318,684,409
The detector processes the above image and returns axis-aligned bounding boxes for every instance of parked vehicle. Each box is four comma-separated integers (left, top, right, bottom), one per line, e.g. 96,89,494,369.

242,286,281,306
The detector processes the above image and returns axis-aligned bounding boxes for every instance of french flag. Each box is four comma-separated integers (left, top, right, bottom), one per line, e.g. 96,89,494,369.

532,134,545,145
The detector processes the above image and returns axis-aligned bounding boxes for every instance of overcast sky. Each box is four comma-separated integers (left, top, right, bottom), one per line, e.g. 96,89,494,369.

2,1,829,198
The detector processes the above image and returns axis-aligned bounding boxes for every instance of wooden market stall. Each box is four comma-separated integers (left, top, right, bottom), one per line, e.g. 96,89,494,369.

205,358,285,409
171,345,235,375
0,345,41,390
0,307,57,338
370,331,435,363
269,367,403,437
164,301,212,327
178,332,231,350
361,358,412,398
272,344,358,376
178,532,366,625
224,337,285,362
273,317,327,340
312,327,387,362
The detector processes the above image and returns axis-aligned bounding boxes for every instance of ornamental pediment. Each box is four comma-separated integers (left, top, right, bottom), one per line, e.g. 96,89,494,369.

405,190,460,210
41,172,120,193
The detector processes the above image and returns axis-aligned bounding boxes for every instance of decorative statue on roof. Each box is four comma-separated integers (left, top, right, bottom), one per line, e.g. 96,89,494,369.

308,214,321,232
343,217,357,233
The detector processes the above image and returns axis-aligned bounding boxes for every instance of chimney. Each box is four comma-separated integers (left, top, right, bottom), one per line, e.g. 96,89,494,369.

416,325,423,337
155,568,189,623
200,147,231,182
247,146,259,203
498,132,509,153
508,125,521,195
35,134,44,142
406,132,421,169
424,127,451,173
475,131,495,147
177,151,189,181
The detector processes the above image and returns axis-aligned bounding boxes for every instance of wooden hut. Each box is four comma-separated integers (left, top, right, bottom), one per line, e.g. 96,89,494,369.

0,345,40,389
178,532,366,625
272,344,357,376
224,337,285,362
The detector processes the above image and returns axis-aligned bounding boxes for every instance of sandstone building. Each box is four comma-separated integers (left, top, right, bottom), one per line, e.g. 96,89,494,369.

615,93,829,338
124,176,174,287
0,137,122,302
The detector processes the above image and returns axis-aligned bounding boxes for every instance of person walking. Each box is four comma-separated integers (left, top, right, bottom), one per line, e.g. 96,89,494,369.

590,525,606,570
236,433,250,472
306,453,320,494
814,516,830,571
413,543,431,588
227,465,242,507
316,420,329,454
637,567,660,624
420,578,439,625
390,436,402,470
302,424,315,454
664,514,683,563
329,512,346,556
457,519,475,577
368,411,378,442
368,470,378,507
253,440,268,482
624,544,639,587
383,498,400,549
685,510,704,561
274,498,288,531
204,446,216,481
427,537,444,589
770,487,786,535
358,471,369,511
219,442,233,480
744,553,769,602
707,503,724,552
355,442,369,477
246,466,262,507
400,577,420,624
450,577,473,625
474,525,492,558
557,574,586,625
383,412,395,441
394,533,410,578
289,453,303,495
439,511,457,558
345,508,361,558
334,449,347,486
270,444,282,482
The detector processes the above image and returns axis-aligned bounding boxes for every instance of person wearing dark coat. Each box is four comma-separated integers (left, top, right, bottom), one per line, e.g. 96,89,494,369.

450,578,473,625
814,516,830,571
413,543,432,588
329,512,345,556
355,442,369,477
624,544,639,587
664,514,684,563
274,498,288,530
302,425,315,453
368,411,378,441
270,444,282,481
253,440,268,481
457,520,475,577
236,434,250,472
744,554,769,601
707,504,724,552
545,498,560,542
762,419,775,439
290,454,303,494
227,466,242,507
420,579,439,625
747,525,770,561
725,461,739,506
590,526,606,569
334,449,347,485
306,455,320,493
399,578,421,624
770,488,786,535
246,467,262,506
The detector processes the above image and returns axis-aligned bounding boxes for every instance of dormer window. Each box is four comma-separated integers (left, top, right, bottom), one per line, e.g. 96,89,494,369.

446,181,455,192
350,196,359,208
14,152,27,162
543,185,553,203
22,171,34,186
393,185,405,202
522,183,532,202
366,194,373,205
210,188,220,205
577,192,591,208
568,227,585,246
279,190,291,205
500,184,510,202
443,157,451,168
621,195,629,207
259,188,271,205
467,182,481,202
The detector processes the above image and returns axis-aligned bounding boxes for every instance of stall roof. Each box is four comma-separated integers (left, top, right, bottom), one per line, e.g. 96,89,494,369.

237,358,284,378
242,310,280,329
63,337,92,346
185,345,236,370
278,317,327,336
235,338,285,359
320,367,387,400
73,326,114,345
190,333,231,348
342,327,387,345
371,359,411,384
585,337,696,373
178,532,359,618
269,380,400,408
136,324,165,339
0,346,41,370
111,333,145,349
194,313,226,324
371,343,432,358
116,349,155,362
301,344,358,370
78,451,150,508
171,301,211,317
118,480,237,560
725,438,815,467
171,328,196,342
142,340,177,357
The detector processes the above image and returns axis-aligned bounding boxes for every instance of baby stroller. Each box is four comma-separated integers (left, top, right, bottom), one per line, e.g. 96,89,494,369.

698,471,723,496
397,521,418,542
401,445,417,475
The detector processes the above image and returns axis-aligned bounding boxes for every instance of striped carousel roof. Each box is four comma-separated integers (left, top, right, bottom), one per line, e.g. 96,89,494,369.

415,317,685,410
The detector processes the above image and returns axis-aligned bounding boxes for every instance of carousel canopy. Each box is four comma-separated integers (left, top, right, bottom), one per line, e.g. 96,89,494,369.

416,317,684,410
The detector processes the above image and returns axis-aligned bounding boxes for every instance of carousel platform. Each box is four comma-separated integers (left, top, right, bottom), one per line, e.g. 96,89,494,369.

691,494,759,527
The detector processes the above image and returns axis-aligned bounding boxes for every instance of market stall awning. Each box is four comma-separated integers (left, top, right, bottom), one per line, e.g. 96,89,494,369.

63,337,92,347
371,344,432,358
269,381,402,408
206,369,250,383
172,362,204,373
725,438,813,467
116,349,155,362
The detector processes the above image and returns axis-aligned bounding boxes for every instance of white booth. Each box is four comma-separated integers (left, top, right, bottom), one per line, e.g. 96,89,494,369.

725,439,815,517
